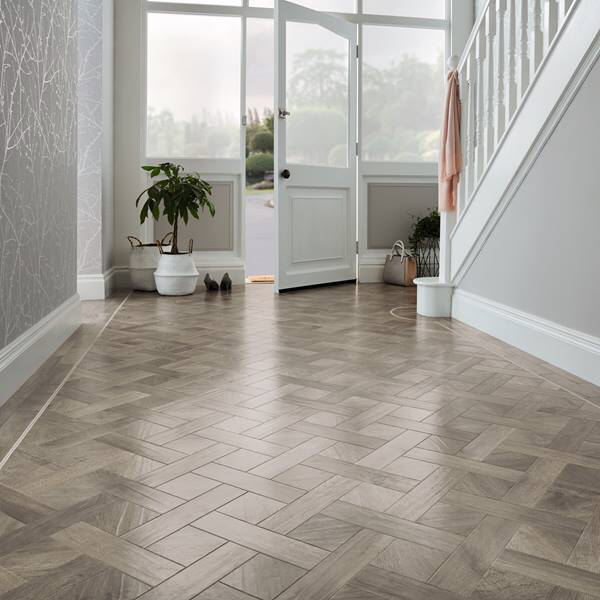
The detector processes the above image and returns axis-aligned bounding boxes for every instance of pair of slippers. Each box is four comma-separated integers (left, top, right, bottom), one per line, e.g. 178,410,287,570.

204,273,232,292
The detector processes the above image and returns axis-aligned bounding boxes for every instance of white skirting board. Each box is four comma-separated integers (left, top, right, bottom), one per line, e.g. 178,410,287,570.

452,289,600,387
0,295,81,407
112,264,246,290
359,253,386,283
77,268,117,300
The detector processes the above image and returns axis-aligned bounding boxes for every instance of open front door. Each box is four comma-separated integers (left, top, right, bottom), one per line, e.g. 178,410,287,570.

275,1,357,291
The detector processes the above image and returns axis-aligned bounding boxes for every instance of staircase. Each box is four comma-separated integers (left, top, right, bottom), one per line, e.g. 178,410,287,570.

441,0,600,284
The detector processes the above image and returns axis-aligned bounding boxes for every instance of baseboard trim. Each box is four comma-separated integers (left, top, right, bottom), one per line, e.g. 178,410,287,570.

111,264,246,289
78,268,117,300
359,253,386,283
0,295,81,407
452,289,600,387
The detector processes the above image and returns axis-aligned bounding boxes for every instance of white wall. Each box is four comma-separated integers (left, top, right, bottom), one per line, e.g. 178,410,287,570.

77,0,115,300
114,0,145,282
458,55,600,337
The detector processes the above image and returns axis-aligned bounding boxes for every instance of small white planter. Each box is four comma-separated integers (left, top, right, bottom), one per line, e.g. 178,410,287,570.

154,253,199,296
128,235,172,291
414,277,454,317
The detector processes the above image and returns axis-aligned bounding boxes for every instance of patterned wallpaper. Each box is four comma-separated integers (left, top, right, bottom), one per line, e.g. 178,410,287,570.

77,0,104,276
0,0,77,349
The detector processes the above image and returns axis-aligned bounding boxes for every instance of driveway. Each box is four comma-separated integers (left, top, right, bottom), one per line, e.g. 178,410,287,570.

246,193,275,276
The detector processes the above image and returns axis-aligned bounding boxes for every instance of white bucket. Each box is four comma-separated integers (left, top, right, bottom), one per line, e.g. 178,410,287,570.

128,234,172,291
414,277,454,317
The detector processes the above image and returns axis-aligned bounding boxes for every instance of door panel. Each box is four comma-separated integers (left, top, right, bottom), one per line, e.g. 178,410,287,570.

275,0,357,291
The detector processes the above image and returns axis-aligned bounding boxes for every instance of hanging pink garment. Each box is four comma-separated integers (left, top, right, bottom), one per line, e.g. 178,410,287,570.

438,70,462,212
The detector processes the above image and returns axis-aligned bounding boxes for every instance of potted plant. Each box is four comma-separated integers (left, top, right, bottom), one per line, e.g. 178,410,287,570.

409,209,440,278
136,162,215,296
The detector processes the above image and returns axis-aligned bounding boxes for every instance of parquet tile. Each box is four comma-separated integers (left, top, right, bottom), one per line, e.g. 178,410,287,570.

1,283,600,598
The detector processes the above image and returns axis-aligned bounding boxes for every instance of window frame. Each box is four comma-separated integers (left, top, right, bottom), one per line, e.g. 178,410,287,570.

142,0,451,169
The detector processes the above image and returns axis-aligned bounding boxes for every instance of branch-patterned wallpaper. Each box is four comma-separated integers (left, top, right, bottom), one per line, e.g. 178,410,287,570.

0,0,77,349
77,0,103,276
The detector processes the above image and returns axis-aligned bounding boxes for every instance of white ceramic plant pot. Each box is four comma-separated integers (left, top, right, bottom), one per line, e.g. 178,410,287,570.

154,253,199,296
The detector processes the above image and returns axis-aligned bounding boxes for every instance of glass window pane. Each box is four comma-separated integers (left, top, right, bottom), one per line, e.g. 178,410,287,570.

152,0,242,5
246,19,274,184
250,0,356,11
247,18,274,121
363,0,445,18
146,13,241,159
286,22,349,167
362,26,445,162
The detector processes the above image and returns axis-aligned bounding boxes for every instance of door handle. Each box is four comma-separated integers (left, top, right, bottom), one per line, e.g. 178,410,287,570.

278,108,290,119
281,169,291,179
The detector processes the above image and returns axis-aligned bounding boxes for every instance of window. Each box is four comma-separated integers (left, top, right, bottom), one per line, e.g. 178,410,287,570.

145,1,449,165
250,0,356,11
146,13,241,159
247,18,274,120
153,0,242,5
286,22,349,166
363,0,445,19
362,25,445,162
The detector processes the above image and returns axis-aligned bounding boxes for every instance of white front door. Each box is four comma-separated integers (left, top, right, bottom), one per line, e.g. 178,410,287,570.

275,0,357,291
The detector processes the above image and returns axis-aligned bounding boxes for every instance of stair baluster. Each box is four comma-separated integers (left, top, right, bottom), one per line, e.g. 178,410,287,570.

485,1,497,162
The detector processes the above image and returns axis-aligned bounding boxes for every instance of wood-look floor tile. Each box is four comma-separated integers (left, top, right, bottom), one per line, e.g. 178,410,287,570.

429,515,519,596
193,511,328,570
273,464,332,491
138,542,255,600
496,549,600,597
276,529,392,600
348,564,465,600
123,485,243,547
215,449,270,471
323,501,464,553
387,467,464,521
197,582,259,599
52,522,181,586
340,482,403,512
470,566,555,600
222,554,305,600
370,538,448,581
444,490,586,534
418,501,486,536
303,455,417,493
148,526,225,566
194,463,305,503
507,524,579,563
157,472,219,500
288,514,361,551
218,493,285,524
567,504,600,573
2,285,600,600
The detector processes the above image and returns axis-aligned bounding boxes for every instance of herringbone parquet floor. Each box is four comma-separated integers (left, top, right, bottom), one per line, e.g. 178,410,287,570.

1,283,600,599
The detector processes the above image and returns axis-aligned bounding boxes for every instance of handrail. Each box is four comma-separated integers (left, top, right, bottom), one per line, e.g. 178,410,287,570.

457,0,492,73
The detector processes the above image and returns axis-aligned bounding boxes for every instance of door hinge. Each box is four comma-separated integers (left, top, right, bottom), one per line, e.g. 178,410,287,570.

242,115,247,127
356,241,359,254
356,45,360,59
356,142,359,156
